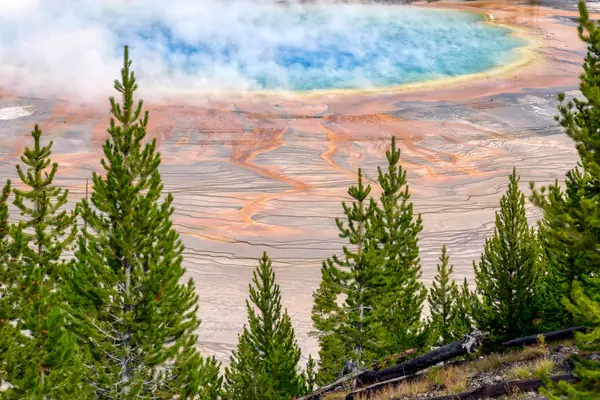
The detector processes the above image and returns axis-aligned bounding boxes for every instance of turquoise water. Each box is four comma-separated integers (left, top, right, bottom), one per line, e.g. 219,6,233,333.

114,5,524,92
0,2,526,96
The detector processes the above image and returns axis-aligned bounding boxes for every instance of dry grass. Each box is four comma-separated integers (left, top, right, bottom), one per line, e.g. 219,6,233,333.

443,367,469,393
390,376,432,397
369,365,470,399
469,353,505,372
339,345,552,400
323,391,349,400
430,366,470,393
469,345,548,374
499,387,526,400
506,365,533,380
532,358,555,377
553,338,575,348
505,358,556,380
519,344,549,360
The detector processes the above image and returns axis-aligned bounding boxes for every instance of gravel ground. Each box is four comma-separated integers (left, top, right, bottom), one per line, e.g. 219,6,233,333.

387,344,578,400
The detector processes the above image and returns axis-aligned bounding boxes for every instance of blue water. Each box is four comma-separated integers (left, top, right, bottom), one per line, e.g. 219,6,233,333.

115,5,525,92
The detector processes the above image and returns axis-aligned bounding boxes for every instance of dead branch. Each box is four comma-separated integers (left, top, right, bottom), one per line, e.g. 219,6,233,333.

300,330,485,400
502,326,586,348
356,329,485,388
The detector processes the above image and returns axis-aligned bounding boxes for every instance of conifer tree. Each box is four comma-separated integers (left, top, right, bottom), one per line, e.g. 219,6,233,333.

540,3,600,396
427,245,460,346
371,136,426,355
0,180,10,254
304,354,317,393
66,46,221,398
450,278,477,339
310,278,346,385
542,279,600,398
475,169,542,342
0,180,12,294
311,169,380,380
531,0,600,329
0,126,89,399
312,138,426,380
224,252,305,400
0,180,11,386
535,248,568,332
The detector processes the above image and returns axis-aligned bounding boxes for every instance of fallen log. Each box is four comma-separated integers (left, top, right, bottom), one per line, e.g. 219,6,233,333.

297,348,416,400
408,373,576,400
502,326,586,348
300,330,485,400
344,330,485,400
356,329,486,387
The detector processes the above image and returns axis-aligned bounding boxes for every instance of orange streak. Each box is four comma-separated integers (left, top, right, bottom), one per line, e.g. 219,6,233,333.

230,127,312,224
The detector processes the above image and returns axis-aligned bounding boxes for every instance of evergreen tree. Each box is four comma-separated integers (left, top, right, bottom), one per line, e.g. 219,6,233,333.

0,180,11,386
531,0,600,329
539,3,600,396
0,180,12,296
66,46,221,398
224,252,305,400
0,180,10,255
535,247,568,332
311,168,380,380
450,278,477,339
427,245,460,346
0,126,89,399
542,279,600,398
312,138,426,381
310,278,346,385
304,354,317,393
475,169,542,342
371,136,426,355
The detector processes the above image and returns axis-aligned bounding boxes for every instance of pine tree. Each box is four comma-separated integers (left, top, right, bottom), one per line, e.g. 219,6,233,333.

0,179,12,386
542,279,600,398
450,278,477,339
475,168,542,342
311,168,380,381
535,246,569,332
371,136,426,355
310,278,346,385
539,2,600,396
66,46,221,398
0,125,89,399
0,180,10,254
427,245,460,346
312,138,426,381
224,252,305,400
531,0,600,329
304,354,317,393
0,180,12,293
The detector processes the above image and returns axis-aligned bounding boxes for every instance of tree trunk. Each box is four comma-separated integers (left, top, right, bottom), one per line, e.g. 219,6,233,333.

502,326,586,348
356,198,365,365
121,260,132,392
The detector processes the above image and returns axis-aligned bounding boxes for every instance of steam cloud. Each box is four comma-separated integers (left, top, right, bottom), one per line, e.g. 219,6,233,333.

0,0,522,103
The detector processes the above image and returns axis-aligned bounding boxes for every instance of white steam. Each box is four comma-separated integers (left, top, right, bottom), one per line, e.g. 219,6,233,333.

0,0,518,103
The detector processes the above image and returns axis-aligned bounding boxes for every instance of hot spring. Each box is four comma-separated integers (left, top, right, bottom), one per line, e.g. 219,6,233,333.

0,1,527,97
